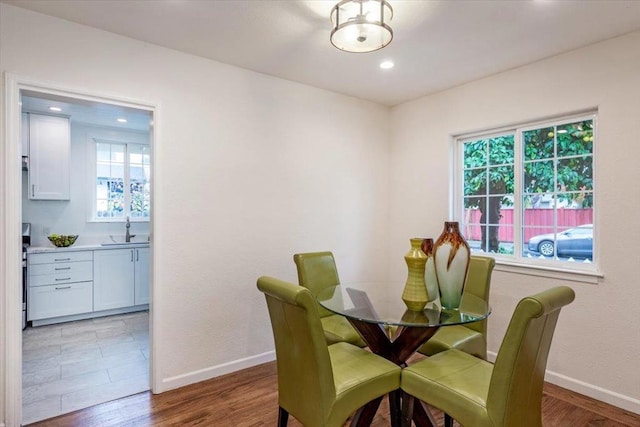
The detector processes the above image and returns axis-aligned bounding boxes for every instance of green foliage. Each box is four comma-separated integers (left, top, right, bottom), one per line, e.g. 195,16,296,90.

465,120,594,209
464,135,514,209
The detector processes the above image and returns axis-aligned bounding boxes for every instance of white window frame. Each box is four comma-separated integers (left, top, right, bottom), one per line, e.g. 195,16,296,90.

87,137,150,223
452,112,601,280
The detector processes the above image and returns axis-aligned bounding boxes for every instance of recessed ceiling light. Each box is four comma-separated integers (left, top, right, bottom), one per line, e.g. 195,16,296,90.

48,107,62,112
380,60,394,70
117,118,128,123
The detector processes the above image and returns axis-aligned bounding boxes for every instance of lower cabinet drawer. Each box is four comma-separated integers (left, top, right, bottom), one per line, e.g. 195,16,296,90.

28,281,93,321
29,261,93,287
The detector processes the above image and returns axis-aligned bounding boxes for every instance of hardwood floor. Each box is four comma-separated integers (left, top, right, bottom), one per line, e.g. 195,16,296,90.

29,361,640,427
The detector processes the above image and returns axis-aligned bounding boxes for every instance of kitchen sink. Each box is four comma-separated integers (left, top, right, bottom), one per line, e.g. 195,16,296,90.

101,234,149,246
100,241,148,246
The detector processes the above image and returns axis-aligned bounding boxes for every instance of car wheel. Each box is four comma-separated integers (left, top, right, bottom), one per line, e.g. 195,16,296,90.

538,241,555,257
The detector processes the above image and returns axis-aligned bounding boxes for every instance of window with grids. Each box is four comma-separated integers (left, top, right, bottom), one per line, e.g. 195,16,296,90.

94,141,150,221
457,114,595,269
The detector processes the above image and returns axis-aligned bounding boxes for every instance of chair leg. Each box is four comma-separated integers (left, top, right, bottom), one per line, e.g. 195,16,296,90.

278,406,289,427
444,413,453,427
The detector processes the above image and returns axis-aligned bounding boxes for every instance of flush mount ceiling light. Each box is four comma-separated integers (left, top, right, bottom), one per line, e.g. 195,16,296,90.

330,0,393,53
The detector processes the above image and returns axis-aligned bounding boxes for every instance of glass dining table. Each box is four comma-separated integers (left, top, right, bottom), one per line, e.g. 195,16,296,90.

316,283,491,427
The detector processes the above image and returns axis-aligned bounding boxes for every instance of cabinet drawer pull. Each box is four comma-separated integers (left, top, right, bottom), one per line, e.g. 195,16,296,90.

131,250,134,262
55,286,71,290
55,267,71,271
54,258,71,262
55,277,71,281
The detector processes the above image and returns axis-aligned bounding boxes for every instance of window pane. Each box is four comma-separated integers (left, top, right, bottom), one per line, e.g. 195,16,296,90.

556,121,593,157
519,118,595,264
488,165,513,194
130,181,149,218
488,135,514,165
111,164,124,179
462,135,515,257
463,140,487,168
524,160,554,194
130,165,145,180
523,127,554,160
111,145,125,163
464,169,486,196
128,144,150,219
557,156,592,192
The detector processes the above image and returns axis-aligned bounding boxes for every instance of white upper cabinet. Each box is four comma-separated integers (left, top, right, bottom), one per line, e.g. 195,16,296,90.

27,113,71,200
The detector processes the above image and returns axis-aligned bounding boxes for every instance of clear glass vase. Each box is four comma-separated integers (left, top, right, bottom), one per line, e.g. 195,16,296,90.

434,222,470,309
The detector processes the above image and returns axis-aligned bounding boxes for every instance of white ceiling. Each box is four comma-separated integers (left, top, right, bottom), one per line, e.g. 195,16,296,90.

6,0,640,106
21,91,152,132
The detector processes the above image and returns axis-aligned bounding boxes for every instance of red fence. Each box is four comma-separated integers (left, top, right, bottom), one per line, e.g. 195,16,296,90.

463,208,593,242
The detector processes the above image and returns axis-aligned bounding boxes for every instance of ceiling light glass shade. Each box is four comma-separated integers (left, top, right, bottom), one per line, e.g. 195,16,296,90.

330,0,393,53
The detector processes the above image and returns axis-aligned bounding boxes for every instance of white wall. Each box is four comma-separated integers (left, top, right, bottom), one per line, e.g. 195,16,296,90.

389,31,640,412
0,4,390,422
22,122,151,247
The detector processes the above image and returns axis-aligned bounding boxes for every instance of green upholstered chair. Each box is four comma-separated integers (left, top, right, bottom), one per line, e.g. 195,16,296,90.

293,252,366,347
401,286,575,427
257,276,401,427
418,255,496,359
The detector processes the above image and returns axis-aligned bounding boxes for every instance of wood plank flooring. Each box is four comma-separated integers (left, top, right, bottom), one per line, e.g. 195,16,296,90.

28,360,640,427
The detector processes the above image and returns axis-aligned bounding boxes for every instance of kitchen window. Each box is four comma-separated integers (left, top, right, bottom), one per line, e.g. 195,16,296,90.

90,139,150,221
454,113,596,273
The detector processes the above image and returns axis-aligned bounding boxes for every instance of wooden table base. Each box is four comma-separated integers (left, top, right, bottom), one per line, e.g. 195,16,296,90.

347,318,440,427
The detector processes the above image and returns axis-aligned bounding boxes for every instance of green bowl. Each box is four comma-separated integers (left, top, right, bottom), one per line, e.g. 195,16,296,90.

48,234,79,247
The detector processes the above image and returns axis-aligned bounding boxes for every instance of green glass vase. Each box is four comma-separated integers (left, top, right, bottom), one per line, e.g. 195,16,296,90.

402,238,429,311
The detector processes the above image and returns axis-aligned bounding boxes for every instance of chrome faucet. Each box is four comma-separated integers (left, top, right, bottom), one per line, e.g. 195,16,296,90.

125,216,131,242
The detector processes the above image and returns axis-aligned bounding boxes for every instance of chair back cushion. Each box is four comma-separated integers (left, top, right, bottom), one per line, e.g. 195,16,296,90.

463,256,495,334
294,252,340,318
257,276,336,425
487,286,575,426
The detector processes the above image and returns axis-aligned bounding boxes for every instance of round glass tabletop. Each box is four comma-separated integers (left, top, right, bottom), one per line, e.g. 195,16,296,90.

316,283,491,328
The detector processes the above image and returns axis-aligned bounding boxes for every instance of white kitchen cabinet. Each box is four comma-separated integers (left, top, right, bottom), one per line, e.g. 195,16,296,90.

29,282,93,321
28,251,93,321
93,248,135,311
27,113,70,200
134,247,150,305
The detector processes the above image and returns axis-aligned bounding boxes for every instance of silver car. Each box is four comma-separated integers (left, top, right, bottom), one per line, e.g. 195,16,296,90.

527,224,593,258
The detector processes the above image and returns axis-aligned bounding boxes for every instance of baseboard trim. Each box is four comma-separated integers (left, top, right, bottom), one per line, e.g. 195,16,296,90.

487,351,640,415
158,351,276,393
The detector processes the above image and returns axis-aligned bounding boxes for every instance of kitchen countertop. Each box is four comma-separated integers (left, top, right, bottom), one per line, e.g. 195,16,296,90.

27,242,149,254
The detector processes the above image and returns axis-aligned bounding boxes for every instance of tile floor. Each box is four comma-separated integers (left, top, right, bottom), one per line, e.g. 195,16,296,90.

22,311,150,425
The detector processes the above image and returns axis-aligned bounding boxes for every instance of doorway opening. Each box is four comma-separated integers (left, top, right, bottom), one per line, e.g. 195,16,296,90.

2,77,156,425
